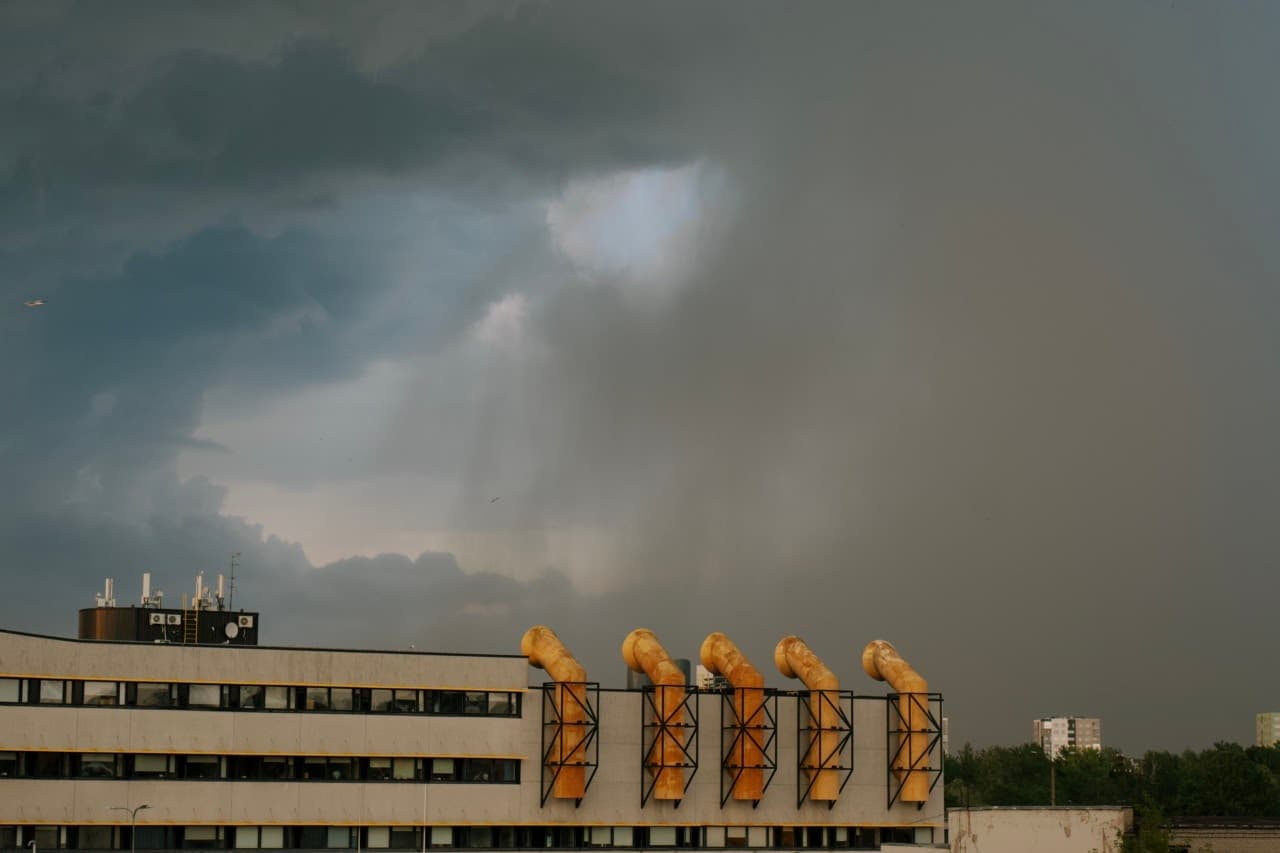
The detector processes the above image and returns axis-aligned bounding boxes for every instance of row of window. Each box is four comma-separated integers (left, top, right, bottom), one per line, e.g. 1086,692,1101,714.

0,826,929,851
0,679,520,717
0,752,518,784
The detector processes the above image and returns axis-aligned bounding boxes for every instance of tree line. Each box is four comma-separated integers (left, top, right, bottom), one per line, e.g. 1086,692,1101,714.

945,741,1280,817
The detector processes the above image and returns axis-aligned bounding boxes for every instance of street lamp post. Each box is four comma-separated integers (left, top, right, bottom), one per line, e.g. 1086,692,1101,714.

107,804,150,853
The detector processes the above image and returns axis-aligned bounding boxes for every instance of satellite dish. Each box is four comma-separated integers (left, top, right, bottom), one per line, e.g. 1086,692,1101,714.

224,622,240,639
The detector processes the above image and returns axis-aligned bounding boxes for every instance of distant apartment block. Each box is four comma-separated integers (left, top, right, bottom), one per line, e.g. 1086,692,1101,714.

1257,712,1280,747
1033,716,1101,756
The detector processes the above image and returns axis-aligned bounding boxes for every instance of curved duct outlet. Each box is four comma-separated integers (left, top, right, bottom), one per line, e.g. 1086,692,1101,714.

700,632,766,801
623,628,687,801
862,639,930,804
522,625,589,800
774,635,842,802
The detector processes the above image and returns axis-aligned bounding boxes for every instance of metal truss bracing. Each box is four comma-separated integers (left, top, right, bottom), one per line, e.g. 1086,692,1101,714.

539,681,600,808
795,689,854,810
639,685,698,808
885,691,944,810
718,687,778,808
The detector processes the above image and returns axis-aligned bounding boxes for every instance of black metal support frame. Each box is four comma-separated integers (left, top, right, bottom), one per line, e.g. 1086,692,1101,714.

794,689,854,809
639,685,698,808
884,691,944,810
718,687,778,808
539,681,600,808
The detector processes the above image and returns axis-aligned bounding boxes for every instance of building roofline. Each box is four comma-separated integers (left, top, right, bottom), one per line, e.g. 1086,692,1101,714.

0,626,527,660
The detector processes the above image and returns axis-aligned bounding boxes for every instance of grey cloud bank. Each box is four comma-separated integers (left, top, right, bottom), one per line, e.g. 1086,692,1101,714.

2,1,1279,755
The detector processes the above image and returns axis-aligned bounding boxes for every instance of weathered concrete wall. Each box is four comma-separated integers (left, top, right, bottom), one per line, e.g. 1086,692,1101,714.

1169,826,1280,853
948,807,1132,853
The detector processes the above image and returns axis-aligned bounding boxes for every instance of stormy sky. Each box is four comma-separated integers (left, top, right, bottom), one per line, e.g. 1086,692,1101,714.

3,1,1279,754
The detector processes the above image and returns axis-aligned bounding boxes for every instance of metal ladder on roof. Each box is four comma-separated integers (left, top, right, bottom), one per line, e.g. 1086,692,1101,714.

182,595,199,644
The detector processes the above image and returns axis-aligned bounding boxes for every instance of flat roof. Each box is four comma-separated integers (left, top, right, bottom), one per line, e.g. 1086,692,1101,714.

0,626,527,659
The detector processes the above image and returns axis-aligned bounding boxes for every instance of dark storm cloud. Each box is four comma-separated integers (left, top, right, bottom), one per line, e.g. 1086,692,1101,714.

3,0,1280,757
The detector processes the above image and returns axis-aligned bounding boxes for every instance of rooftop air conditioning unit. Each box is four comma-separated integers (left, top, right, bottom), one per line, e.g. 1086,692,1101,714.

148,613,164,625
237,615,254,629
166,614,182,625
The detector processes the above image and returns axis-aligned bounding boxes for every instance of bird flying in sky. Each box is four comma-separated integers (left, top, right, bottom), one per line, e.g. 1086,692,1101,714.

23,298,46,308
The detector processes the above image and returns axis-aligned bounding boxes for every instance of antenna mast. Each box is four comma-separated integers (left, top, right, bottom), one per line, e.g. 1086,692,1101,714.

228,552,240,611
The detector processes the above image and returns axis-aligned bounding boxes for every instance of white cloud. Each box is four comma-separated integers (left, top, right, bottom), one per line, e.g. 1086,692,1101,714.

546,163,725,296
471,292,529,352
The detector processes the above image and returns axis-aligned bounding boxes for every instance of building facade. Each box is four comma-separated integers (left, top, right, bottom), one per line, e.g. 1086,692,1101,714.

1032,717,1101,757
0,628,944,852
1255,712,1280,748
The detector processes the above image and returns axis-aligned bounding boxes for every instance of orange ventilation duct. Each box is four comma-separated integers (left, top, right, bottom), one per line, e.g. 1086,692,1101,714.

700,631,766,801
862,639,930,804
522,625,589,800
622,628,687,801
774,635,842,801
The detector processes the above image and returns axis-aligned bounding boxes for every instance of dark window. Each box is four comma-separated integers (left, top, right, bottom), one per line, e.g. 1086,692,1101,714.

82,681,119,706
463,759,492,782
0,752,18,777
297,827,327,849
370,689,393,712
77,827,115,849
261,757,293,780
31,753,66,778
184,756,222,780
305,687,330,711
328,758,357,781
0,827,17,849
430,691,465,715
880,828,912,844
367,758,392,780
302,758,327,781
388,828,418,850
135,828,168,850
34,827,61,850
136,683,172,707
497,759,519,783
78,753,118,778
231,756,262,779
463,692,487,715
237,685,264,710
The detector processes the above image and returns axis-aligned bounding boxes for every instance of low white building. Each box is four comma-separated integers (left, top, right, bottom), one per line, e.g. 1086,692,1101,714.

948,806,1132,853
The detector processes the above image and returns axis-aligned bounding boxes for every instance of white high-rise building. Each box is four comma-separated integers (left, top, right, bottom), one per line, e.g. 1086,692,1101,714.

1257,712,1280,747
1033,716,1101,756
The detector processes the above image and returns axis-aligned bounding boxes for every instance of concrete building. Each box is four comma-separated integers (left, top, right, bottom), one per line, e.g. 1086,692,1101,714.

948,807,1131,853
1255,712,1280,747
0,618,946,851
1032,717,1101,757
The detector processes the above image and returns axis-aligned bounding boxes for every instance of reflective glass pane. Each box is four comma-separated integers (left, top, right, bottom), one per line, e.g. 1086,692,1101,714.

187,684,220,708
82,681,118,706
